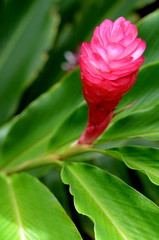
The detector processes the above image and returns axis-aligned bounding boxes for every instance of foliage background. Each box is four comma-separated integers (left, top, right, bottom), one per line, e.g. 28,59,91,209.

0,0,159,239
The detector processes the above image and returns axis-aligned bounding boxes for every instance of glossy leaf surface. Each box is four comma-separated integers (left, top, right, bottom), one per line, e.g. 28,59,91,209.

105,146,159,185
98,105,159,144
0,173,82,240
62,163,159,240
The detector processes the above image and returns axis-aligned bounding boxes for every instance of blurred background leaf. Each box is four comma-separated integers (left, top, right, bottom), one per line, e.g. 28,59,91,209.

0,0,59,125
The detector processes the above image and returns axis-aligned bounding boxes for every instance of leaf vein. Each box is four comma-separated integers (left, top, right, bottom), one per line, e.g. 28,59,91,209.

6,177,26,240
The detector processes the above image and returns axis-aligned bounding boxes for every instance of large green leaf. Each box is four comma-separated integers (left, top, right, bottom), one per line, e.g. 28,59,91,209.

49,103,87,151
138,10,159,66
97,104,159,144
104,146,159,186
0,69,83,170
114,62,159,120
0,0,59,124
62,162,159,240
0,173,82,240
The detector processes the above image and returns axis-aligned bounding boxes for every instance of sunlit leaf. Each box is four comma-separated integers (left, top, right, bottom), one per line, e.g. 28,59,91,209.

62,162,159,240
104,146,159,185
0,173,82,240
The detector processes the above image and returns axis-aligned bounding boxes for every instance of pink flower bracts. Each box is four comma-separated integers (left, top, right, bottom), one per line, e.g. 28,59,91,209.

78,17,146,144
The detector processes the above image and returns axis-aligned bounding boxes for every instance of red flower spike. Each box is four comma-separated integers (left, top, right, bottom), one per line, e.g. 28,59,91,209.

77,17,146,145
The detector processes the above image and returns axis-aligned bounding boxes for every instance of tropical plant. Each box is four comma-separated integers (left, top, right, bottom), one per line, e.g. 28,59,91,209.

0,0,159,239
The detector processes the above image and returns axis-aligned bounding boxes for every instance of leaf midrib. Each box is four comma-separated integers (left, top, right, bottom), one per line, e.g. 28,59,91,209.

68,166,128,240
6,177,26,240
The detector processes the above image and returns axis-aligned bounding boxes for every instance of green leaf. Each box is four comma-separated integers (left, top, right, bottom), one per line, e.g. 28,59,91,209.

0,173,82,240
0,69,83,170
115,62,159,120
102,0,139,22
137,172,159,205
0,0,59,124
138,10,159,66
135,0,156,8
105,146,159,186
62,162,159,240
49,103,87,151
98,104,159,144
0,121,14,153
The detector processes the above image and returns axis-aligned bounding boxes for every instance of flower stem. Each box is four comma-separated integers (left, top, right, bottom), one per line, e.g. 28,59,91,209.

2,145,122,175
4,154,62,175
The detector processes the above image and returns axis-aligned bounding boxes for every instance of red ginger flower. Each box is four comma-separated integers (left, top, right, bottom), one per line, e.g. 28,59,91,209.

78,17,146,145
